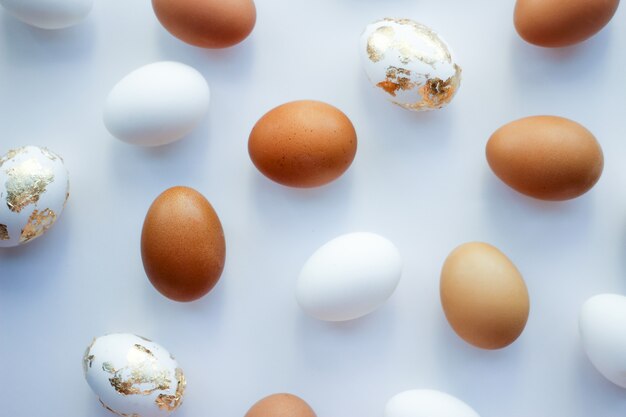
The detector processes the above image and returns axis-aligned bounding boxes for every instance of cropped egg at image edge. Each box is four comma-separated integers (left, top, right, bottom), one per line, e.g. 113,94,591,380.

0,1,625,417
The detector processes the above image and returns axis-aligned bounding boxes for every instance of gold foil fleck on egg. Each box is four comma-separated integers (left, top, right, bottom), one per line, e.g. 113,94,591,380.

377,66,416,97
83,338,96,374
367,26,394,62
395,64,462,111
0,147,26,168
40,148,59,161
0,224,9,241
102,344,172,396
20,208,57,243
5,158,54,213
155,368,186,412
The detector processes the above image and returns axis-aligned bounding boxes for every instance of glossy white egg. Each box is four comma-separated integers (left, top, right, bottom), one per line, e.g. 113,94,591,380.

360,18,461,111
580,294,626,388
296,232,402,321
0,0,92,29
104,61,210,147
0,146,69,248
385,389,480,417
83,333,186,417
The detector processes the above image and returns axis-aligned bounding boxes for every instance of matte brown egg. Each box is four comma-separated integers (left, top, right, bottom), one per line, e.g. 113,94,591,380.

141,186,226,302
248,100,357,188
152,0,256,48
440,242,530,350
514,0,620,47
245,393,317,417
486,116,603,201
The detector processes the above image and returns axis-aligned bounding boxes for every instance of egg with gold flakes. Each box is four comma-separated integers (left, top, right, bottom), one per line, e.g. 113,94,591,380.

360,18,462,111
83,333,186,417
0,146,69,248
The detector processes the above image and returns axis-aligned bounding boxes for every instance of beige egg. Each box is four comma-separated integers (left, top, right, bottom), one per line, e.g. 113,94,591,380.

440,242,530,350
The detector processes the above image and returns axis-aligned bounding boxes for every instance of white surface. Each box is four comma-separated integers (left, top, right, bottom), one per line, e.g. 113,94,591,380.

0,1,625,416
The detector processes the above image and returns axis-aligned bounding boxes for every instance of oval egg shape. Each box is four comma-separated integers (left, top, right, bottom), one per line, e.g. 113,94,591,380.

440,242,529,350
296,232,402,322
0,0,93,29
249,100,357,188
104,62,210,147
385,389,480,417
580,294,626,389
141,186,226,302
0,146,69,248
487,116,603,201
83,333,185,417
152,0,256,48
514,0,620,47
245,394,317,417
360,18,462,111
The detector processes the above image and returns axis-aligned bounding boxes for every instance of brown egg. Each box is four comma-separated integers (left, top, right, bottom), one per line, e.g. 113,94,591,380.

486,116,603,201
245,393,317,417
152,0,256,48
141,186,226,302
440,242,530,350
248,100,357,188
514,0,620,47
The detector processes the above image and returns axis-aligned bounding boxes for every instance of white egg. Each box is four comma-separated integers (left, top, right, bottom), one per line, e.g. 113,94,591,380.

0,0,92,29
104,61,210,147
360,18,462,111
83,333,186,417
0,146,69,248
385,389,480,417
579,294,626,388
296,232,402,321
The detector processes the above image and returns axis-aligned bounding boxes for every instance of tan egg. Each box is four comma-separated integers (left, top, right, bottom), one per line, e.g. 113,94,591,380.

248,100,357,188
152,0,256,48
245,393,317,417
486,116,603,201
141,186,226,302
514,0,620,47
440,242,530,350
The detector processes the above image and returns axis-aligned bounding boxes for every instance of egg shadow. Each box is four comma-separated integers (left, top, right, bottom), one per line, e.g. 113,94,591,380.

356,70,456,153
106,114,215,197
481,170,594,256
155,27,256,82
293,304,396,370
571,345,626,416
0,11,95,65
249,169,355,236
509,28,612,85
0,205,71,293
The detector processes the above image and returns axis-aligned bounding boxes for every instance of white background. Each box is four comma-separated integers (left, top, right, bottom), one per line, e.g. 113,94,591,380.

1,1,625,416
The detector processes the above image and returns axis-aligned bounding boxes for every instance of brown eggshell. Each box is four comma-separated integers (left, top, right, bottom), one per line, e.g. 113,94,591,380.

486,116,603,201
245,393,317,417
440,242,530,350
152,0,256,48
248,100,358,188
141,186,226,302
514,0,620,47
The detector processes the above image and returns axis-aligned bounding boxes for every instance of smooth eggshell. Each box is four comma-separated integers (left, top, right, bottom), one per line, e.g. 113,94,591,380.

104,61,210,147
152,0,256,48
245,393,317,417
0,0,92,29
249,100,357,188
141,186,226,302
296,232,402,321
486,116,603,201
385,389,480,417
514,0,620,47
440,242,529,350
0,146,69,248
83,333,185,417
580,294,626,388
